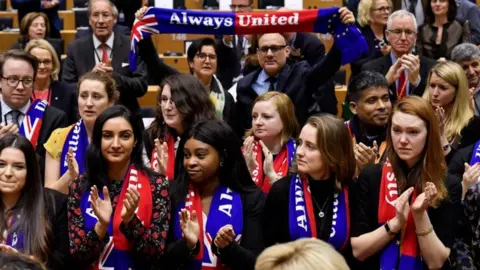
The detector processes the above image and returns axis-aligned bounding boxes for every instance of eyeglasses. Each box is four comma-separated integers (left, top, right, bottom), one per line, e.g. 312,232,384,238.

1,76,34,88
230,4,251,10
195,53,217,61
387,29,417,37
258,45,287,54
91,13,113,21
37,59,52,66
372,6,391,12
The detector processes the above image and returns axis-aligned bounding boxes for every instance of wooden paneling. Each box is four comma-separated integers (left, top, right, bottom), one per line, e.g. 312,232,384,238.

0,10,74,30
162,55,190,73
153,33,213,54
303,0,343,9
139,85,348,117
0,29,76,52
185,0,202,9
61,29,76,52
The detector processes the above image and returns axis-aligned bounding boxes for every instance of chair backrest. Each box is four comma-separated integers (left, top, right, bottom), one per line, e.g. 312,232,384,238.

74,0,88,8
74,8,89,28
46,38,64,57
0,0,6,11
0,17,13,30
58,0,66,10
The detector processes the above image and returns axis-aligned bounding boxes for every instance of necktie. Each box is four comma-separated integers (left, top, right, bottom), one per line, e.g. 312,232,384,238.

235,35,244,58
100,43,109,64
9,110,21,126
397,71,407,99
267,77,277,92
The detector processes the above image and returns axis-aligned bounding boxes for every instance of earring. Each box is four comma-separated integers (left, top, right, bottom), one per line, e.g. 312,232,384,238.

220,161,224,167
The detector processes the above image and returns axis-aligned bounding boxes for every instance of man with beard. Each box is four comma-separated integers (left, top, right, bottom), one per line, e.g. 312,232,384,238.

451,43,480,115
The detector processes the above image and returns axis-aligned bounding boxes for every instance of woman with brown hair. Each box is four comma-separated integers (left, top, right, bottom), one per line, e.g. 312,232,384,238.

43,71,118,194
263,114,356,257
143,74,217,181
243,91,299,193
350,96,461,269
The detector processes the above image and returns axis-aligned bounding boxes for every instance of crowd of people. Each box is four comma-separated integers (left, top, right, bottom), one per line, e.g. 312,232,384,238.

0,0,479,269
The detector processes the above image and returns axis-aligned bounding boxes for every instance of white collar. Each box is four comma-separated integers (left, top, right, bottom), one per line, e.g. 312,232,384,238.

92,32,115,49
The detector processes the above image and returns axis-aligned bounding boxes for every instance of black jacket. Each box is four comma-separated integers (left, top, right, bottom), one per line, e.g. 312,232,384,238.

49,80,78,125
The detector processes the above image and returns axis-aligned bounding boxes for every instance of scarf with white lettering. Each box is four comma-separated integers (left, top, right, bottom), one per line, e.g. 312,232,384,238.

19,99,47,150
80,165,153,270
60,119,88,176
173,184,243,269
130,7,368,70
150,132,175,181
288,174,350,250
3,215,24,251
249,139,295,193
470,140,480,165
378,160,422,270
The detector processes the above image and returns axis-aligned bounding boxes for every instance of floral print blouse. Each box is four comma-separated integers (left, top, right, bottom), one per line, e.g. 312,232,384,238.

67,174,170,268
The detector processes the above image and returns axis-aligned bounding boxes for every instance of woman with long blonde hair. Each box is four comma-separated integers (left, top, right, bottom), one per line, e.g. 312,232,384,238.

422,61,480,158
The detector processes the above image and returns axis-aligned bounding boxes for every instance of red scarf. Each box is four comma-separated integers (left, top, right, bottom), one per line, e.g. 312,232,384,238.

249,141,289,193
150,133,175,181
378,160,419,264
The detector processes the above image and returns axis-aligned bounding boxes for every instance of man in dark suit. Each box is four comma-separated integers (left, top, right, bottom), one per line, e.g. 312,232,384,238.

362,10,436,103
235,8,355,137
0,50,67,163
62,0,148,125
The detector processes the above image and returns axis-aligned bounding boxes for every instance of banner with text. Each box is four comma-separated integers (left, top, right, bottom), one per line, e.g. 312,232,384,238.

130,7,368,70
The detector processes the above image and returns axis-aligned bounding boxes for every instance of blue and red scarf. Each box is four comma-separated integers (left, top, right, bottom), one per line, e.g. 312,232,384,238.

80,165,153,270
173,184,243,269
2,215,24,251
470,140,480,165
130,7,368,70
249,139,295,193
288,174,350,250
19,99,47,150
60,119,89,176
150,132,175,181
378,160,423,270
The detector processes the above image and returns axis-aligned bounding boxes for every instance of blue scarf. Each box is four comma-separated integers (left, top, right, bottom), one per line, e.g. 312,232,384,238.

288,174,350,250
60,119,89,176
470,140,480,165
18,99,47,150
130,7,368,70
173,184,243,269
5,215,24,251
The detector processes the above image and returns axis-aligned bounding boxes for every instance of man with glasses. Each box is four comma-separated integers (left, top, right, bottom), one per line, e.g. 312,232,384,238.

234,7,355,137
362,10,436,103
62,0,148,127
452,43,480,115
0,50,67,176
216,0,254,89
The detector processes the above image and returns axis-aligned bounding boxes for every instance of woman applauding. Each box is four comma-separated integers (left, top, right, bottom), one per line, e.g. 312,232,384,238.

243,92,299,193
165,120,264,270
144,74,216,180
68,106,169,269
351,96,460,269
263,114,356,260
44,71,118,194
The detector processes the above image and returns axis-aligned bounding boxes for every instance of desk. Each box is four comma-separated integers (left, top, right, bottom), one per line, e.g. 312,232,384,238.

138,85,348,117
153,34,213,54
0,10,74,30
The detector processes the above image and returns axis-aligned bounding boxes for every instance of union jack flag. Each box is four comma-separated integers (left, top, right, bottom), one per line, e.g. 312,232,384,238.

130,13,160,54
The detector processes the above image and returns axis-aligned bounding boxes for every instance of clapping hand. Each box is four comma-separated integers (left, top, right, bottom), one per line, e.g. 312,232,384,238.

411,182,437,213
121,188,140,224
214,225,236,249
462,163,480,199
434,106,446,137
89,185,112,227
179,209,200,250
0,123,19,139
154,138,169,175
65,147,79,181
354,141,378,170
259,140,278,184
135,6,149,20
243,136,258,175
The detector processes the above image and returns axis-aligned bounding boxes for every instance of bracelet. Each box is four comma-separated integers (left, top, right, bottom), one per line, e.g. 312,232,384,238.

416,226,433,236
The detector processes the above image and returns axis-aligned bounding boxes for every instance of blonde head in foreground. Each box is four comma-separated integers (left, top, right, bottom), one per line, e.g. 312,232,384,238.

255,238,350,270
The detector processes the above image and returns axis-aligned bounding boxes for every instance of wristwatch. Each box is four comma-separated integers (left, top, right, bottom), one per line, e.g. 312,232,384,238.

384,220,399,236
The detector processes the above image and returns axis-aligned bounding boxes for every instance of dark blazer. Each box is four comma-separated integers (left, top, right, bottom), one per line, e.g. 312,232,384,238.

45,188,70,269
351,25,386,78
361,54,437,102
62,33,148,119
291,32,325,66
216,36,243,90
49,80,78,125
235,45,342,137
